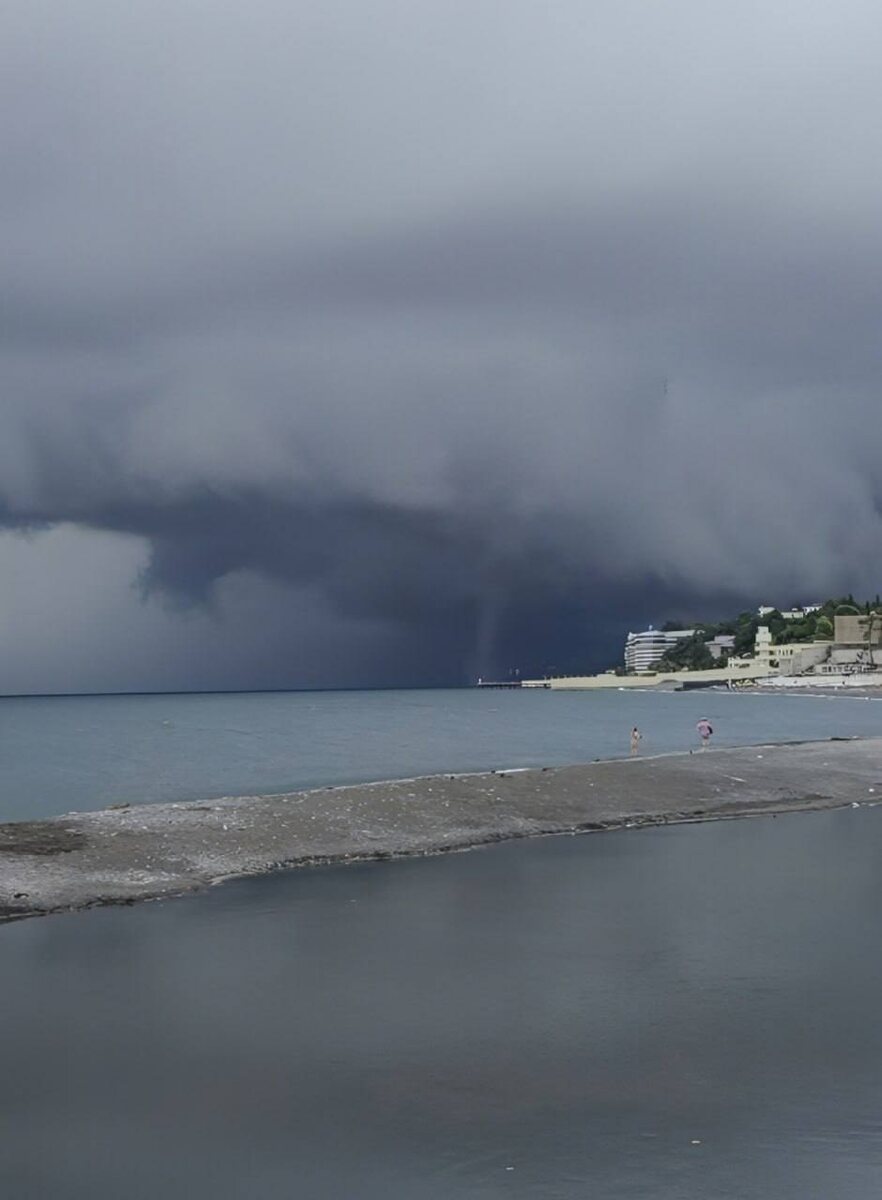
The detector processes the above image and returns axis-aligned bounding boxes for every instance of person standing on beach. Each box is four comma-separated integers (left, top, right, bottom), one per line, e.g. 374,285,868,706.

696,718,713,749
630,726,642,755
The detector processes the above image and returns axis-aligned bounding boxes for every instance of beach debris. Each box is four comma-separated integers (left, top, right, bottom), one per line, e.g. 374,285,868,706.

852,802,860,808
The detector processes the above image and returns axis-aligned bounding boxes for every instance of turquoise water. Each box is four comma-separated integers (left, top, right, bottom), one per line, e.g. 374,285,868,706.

1,686,881,821
2,804,881,1197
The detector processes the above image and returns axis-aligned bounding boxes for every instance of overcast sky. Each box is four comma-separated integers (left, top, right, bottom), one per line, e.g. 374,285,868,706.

3,0,882,692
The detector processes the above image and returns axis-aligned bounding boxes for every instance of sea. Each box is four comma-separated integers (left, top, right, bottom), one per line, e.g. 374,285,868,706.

2,687,882,1198
3,685,882,822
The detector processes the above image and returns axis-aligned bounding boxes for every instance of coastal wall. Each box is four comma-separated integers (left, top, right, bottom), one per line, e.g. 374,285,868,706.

757,671,882,689
523,662,774,689
0,738,879,924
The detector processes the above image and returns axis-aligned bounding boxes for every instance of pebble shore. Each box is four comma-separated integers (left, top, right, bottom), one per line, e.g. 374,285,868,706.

1,737,880,923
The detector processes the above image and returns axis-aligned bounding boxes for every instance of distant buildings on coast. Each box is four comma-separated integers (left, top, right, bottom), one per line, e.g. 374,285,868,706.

519,601,882,691
623,627,695,673
757,604,821,621
624,627,739,673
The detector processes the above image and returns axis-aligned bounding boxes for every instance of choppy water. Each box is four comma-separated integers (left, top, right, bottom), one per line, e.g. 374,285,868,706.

2,804,882,1198
2,686,882,820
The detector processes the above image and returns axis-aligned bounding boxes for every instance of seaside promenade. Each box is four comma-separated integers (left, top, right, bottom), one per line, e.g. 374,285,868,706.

1,738,880,924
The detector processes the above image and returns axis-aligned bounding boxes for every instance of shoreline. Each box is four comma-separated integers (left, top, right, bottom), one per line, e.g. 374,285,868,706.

1,737,881,925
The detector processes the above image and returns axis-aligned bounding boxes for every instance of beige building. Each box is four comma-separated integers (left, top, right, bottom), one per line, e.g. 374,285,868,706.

755,618,882,677
754,626,832,676
834,615,882,646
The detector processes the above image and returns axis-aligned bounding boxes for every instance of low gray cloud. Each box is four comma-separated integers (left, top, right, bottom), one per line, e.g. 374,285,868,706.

3,0,882,688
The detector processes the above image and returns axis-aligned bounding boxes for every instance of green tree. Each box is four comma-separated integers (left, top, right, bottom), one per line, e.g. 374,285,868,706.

653,633,715,672
779,618,815,643
734,617,759,656
763,610,785,640
815,615,833,639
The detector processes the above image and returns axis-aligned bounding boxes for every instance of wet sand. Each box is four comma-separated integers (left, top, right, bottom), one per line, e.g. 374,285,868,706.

1,737,880,923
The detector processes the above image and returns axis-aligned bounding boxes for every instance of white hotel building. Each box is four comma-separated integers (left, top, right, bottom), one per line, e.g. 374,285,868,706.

624,627,696,674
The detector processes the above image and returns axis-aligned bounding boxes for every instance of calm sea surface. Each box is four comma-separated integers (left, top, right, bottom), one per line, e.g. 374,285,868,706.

3,688,882,1198
2,804,882,1198
1,686,882,821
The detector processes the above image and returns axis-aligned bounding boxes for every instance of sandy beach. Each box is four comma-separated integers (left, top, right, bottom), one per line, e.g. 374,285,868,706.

1,736,880,924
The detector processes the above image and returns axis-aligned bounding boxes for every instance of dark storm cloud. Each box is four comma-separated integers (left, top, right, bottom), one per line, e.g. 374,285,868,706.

3,0,882,685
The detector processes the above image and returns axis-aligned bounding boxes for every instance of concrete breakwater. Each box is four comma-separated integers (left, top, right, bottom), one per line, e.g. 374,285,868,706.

1,738,880,924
